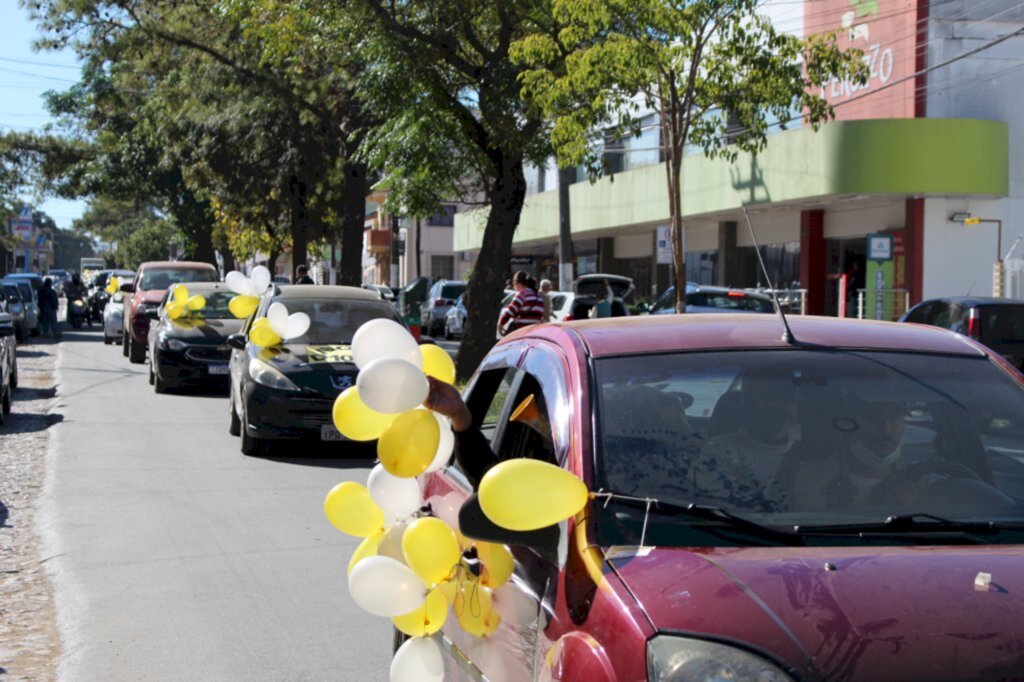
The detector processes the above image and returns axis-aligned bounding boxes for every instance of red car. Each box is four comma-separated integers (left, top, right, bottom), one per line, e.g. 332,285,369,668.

423,314,1024,681
120,261,218,363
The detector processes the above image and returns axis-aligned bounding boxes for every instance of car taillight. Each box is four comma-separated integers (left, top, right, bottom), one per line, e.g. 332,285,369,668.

727,291,746,298
967,308,981,339
564,313,574,321
435,298,448,306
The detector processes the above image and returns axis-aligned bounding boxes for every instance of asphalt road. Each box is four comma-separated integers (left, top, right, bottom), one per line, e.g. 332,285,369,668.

40,326,393,681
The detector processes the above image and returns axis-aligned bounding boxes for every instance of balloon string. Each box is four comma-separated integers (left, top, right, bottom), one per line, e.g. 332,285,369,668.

469,579,481,618
592,489,655,547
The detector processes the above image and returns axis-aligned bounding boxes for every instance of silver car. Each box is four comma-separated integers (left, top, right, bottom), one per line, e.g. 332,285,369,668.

103,292,126,345
3,279,39,337
420,279,466,337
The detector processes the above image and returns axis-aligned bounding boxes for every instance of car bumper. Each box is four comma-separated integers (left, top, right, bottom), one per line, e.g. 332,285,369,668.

242,382,342,441
155,347,231,385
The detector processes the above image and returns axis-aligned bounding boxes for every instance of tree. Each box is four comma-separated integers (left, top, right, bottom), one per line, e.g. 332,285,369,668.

350,0,557,380
70,197,174,268
516,0,868,311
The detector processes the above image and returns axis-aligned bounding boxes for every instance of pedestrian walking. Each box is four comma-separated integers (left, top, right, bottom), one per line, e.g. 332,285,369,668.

38,278,60,338
539,278,553,322
498,270,544,336
294,264,315,285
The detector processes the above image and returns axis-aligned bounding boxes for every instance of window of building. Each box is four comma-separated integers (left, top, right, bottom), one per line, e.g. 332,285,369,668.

431,255,455,281
428,205,456,227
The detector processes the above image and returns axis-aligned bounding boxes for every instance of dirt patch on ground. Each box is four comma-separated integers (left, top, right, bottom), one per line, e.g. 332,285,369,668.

0,338,62,681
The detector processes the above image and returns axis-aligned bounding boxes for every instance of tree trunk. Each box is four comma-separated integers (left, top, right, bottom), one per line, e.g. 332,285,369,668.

456,154,527,382
557,165,575,292
291,223,307,280
669,155,687,313
338,159,368,286
189,226,217,268
266,249,280,278
415,217,422,279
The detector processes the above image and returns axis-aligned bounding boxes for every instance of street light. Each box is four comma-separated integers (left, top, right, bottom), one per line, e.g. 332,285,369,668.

952,212,1004,297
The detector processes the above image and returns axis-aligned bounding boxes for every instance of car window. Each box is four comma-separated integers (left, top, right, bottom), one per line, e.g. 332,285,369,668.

16,283,33,301
652,287,676,312
686,292,774,313
594,349,1024,545
269,297,401,345
140,268,217,291
440,284,465,300
904,301,939,325
521,343,571,464
978,305,1024,343
480,368,519,445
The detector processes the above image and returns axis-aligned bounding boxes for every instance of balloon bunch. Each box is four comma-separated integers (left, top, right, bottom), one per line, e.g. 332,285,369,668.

165,284,207,320
249,302,311,348
105,276,120,295
225,265,272,319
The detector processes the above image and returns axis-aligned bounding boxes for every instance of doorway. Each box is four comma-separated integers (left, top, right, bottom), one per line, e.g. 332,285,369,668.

824,238,866,317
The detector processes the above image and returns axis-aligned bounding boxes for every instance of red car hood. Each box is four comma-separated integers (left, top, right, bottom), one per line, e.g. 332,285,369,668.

610,545,1024,680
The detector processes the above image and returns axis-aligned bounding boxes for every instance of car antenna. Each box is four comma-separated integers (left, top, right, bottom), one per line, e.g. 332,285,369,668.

741,205,796,345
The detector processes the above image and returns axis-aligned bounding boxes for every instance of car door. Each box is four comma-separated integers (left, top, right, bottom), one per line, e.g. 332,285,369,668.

229,299,263,417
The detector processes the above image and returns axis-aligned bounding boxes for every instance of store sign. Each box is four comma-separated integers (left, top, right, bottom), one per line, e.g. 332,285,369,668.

510,255,534,265
12,206,33,242
868,234,893,261
866,233,895,320
805,0,917,120
656,226,673,264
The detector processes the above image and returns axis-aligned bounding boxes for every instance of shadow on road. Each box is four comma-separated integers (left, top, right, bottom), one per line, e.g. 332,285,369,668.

265,441,378,469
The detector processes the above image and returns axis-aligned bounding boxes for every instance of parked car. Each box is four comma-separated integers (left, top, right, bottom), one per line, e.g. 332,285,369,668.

146,283,244,394
120,261,218,364
88,269,134,326
227,285,405,456
650,283,776,315
0,311,16,423
2,283,28,341
102,291,126,345
3,279,39,337
561,272,633,320
419,313,1024,681
420,279,467,337
443,293,466,339
362,283,396,305
901,296,1024,371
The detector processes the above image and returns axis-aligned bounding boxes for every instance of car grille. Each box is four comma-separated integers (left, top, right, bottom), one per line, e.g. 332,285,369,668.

185,346,231,363
294,403,334,429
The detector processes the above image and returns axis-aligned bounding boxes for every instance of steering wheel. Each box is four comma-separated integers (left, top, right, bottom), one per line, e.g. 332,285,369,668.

867,459,983,506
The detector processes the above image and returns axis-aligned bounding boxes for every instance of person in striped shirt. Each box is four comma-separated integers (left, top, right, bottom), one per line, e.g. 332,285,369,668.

498,270,545,336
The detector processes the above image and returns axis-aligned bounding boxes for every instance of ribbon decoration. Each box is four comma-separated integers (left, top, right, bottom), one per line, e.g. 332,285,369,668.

166,284,206,320
226,265,272,318
250,301,311,347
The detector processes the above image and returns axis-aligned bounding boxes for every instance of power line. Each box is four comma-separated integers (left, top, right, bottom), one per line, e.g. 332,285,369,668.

0,56,81,71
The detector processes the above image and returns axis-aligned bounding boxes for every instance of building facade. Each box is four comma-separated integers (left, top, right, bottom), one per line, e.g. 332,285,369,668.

453,0,1023,316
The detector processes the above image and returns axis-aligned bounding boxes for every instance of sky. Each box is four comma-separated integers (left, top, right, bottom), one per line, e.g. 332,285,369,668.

0,1,85,230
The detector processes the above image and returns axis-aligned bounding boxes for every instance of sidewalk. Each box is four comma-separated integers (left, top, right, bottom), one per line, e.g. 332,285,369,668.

0,337,62,681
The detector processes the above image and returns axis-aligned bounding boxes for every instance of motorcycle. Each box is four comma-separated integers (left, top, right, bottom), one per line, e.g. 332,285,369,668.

68,298,88,329
89,290,108,325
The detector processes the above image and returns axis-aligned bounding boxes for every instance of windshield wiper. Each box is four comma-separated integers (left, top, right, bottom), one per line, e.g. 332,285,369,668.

604,495,803,546
795,513,1023,537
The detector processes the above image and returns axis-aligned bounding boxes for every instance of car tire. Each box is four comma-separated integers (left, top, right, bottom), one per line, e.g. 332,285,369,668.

122,332,129,357
148,362,155,385
239,402,266,456
30,327,39,337
1,386,9,418
128,336,145,364
15,328,23,343
443,320,452,340
228,398,241,437
103,334,112,345
11,362,17,390
154,371,169,394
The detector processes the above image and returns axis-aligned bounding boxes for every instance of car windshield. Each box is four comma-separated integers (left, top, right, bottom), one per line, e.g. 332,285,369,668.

167,291,235,319
3,285,21,301
270,298,401,345
140,268,217,291
688,292,774,313
15,283,33,300
594,349,1024,546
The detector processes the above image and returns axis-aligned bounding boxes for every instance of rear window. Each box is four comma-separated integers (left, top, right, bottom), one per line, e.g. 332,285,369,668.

269,298,402,345
687,292,774,313
140,268,217,291
440,284,465,300
16,283,32,300
978,305,1024,342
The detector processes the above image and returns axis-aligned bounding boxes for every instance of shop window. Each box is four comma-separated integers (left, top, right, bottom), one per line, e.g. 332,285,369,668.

431,255,455,281
428,205,456,227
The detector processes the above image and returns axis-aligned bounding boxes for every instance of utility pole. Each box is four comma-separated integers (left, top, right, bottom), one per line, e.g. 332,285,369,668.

557,166,574,291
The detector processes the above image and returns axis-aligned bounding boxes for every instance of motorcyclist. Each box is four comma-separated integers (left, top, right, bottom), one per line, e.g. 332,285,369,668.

65,273,90,327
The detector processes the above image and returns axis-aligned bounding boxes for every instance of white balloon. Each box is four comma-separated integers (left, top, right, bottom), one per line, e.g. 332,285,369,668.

368,464,423,521
377,520,409,562
348,555,426,617
267,302,289,337
391,636,443,682
357,358,430,414
493,581,540,626
423,413,454,473
251,265,272,295
352,319,423,370
225,270,251,296
285,312,311,340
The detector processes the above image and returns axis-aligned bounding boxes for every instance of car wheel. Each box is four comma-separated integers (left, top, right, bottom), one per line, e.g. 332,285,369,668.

154,370,169,394
15,328,23,343
443,320,452,340
10,362,17,390
228,397,241,437
148,361,155,385
128,336,145,364
122,332,129,357
1,386,9,419
239,403,266,456
103,334,112,345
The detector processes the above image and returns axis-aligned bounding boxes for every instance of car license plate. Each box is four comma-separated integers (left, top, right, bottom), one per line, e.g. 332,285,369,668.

321,425,345,441
208,364,229,375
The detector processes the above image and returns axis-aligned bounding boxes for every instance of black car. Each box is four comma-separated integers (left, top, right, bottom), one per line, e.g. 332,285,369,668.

146,282,244,393
901,296,1024,370
0,311,16,423
227,285,406,456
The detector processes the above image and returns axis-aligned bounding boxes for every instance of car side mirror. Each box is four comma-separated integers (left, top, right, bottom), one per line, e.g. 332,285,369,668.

227,334,247,351
119,282,135,293
143,308,160,320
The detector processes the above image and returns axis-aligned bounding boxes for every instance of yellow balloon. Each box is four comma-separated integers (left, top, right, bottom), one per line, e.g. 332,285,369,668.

455,580,500,637
476,542,514,589
420,343,456,384
229,294,259,319
402,517,461,587
250,318,282,347
347,527,384,575
436,578,458,605
479,459,589,531
187,295,206,311
323,481,384,537
106,276,119,295
172,284,188,304
392,586,449,637
166,302,187,319
378,410,440,478
332,387,397,441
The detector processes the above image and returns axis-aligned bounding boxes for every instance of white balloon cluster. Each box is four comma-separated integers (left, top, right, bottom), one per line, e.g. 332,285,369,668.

225,264,272,298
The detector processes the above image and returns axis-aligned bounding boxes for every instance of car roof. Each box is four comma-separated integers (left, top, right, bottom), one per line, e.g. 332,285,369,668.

529,314,988,358
271,285,384,301
916,296,1024,308
6,273,42,279
138,261,217,270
